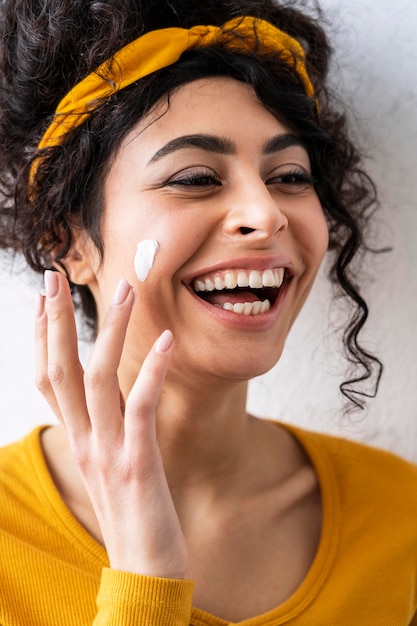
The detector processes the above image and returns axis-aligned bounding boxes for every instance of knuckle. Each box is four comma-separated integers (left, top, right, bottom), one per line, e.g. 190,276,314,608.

83,368,105,391
45,305,64,324
96,454,115,476
34,322,46,341
47,364,66,387
92,444,122,477
35,372,51,395
47,358,81,388
142,364,165,391
125,396,153,418
146,366,160,381
71,446,91,474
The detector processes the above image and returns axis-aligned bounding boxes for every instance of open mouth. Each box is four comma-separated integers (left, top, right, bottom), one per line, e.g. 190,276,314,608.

190,268,287,316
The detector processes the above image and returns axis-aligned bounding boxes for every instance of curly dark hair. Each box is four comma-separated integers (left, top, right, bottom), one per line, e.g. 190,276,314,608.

0,0,382,408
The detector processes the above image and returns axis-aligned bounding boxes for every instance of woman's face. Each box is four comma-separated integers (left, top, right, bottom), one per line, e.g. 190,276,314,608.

85,77,328,386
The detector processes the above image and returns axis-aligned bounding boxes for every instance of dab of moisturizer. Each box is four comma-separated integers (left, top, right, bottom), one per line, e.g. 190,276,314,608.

134,239,160,282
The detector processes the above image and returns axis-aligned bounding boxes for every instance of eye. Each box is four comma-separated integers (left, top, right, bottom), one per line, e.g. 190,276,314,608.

165,168,221,188
266,168,315,192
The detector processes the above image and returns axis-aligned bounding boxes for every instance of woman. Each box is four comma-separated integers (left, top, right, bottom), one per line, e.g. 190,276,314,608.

0,1,416,624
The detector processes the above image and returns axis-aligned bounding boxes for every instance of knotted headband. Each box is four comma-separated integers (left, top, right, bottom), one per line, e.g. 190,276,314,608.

32,16,315,181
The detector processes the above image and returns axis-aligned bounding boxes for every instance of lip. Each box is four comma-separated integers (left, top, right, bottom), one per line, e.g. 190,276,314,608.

182,255,294,330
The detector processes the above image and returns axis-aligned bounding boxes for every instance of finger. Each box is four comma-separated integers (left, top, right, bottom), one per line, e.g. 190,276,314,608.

124,329,174,445
43,270,89,433
34,292,63,421
83,278,135,437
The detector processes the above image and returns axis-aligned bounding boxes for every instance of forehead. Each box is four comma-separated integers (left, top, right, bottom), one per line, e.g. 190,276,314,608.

120,76,291,155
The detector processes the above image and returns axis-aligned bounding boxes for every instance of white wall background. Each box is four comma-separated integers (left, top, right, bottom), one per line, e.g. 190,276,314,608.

1,0,416,459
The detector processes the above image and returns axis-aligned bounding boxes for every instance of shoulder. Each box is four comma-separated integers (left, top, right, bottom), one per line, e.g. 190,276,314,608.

284,422,417,517
0,427,48,520
300,426,417,480
0,427,45,472
279,422,417,584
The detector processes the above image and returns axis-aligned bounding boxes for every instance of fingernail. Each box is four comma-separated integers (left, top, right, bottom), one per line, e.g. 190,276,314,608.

34,293,45,318
44,270,59,298
155,330,173,354
113,278,131,305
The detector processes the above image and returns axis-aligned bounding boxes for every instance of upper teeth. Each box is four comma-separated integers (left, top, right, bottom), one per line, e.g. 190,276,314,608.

193,268,285,292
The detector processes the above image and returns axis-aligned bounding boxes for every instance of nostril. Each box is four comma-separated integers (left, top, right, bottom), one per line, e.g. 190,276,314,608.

240,227,256,235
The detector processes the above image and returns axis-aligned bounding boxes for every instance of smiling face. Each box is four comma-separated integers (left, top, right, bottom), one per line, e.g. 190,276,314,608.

83,77,328,389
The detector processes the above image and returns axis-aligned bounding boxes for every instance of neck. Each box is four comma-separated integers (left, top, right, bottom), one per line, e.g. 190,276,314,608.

154,377,251,490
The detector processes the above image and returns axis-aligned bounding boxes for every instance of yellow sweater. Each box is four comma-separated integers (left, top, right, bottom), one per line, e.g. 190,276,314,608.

0,424,417,625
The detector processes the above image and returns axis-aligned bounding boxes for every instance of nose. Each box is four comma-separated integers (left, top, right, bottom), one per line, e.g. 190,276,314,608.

222,179,288,241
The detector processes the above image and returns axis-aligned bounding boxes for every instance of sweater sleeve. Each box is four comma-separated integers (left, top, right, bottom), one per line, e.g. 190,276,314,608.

93,568,195,626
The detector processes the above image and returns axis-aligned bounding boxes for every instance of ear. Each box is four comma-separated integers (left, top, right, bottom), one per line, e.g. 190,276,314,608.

56,229,99,286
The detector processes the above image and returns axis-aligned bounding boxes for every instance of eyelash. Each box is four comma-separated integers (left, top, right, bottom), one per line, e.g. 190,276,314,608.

166,171,221,188
165,168,315,189
267,169,315,187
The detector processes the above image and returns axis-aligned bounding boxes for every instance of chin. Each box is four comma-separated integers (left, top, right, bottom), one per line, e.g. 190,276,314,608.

206,343,285,383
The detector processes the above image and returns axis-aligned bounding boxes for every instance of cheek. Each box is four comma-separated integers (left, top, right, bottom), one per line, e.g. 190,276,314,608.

316,215,330,263
134,239,160,282
299,206,329,268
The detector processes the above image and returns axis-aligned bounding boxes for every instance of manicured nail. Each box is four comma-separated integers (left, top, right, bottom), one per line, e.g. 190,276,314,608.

44,270,59,298
34,293,45,318
113,278,131,305
155,330,173,354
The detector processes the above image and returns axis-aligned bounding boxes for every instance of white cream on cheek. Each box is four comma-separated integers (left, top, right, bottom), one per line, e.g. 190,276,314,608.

134,239,160,282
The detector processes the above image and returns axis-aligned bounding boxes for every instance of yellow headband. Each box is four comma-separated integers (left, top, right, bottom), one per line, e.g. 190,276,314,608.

34,16,315,166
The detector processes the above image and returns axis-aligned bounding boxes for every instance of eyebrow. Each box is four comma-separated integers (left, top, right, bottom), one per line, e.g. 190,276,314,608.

262,133,306,154
147,132,305,164
148,135,236,164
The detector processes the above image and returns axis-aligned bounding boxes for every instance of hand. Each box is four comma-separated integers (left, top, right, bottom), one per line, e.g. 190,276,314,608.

34,271,188,579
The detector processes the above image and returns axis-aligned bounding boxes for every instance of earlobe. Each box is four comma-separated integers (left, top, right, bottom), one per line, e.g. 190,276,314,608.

58,230,99,286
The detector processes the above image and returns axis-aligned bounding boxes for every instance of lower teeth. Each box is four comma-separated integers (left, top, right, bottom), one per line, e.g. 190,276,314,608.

221,300,271,315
